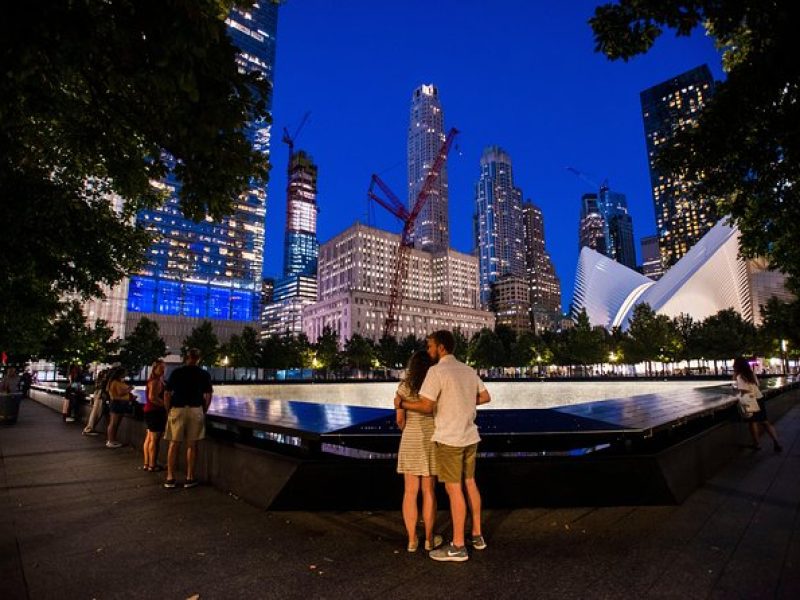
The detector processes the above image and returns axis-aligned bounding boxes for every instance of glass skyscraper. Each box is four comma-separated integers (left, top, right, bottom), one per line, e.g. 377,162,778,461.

408,84,449,252
474,146,525,308
598,185,637,270
641,65,716,269
127,3,278,349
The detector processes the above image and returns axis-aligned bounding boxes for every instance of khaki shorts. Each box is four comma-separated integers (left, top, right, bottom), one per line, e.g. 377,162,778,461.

434,442,477,483
164,406,206,442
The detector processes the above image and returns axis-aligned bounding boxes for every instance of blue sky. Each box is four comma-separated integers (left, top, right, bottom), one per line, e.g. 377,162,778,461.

265,0,724,311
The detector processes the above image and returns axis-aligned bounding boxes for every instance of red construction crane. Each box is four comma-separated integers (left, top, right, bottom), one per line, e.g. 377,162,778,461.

368,127,459,339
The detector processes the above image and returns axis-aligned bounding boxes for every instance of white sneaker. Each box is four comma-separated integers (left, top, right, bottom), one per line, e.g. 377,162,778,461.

105,441,122,448
65,417,75,423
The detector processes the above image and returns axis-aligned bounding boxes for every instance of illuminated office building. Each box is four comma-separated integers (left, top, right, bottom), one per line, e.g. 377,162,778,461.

408,84,449,252
578,193,606,255
262,151,319,336
598,185,637,270
522,201,562,331
474,146,525,308
126,3,279,352
641,65,716,269
303,223,493,344
640,235,664,280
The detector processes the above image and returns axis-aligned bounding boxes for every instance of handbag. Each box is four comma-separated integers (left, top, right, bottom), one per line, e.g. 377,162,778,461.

737,386,761,418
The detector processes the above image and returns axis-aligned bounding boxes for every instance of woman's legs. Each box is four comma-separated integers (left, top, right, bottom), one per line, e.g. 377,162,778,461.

402,474,421,546
748,421,761,447
143,430,154,467
107,413,122,443
763,421,782,450
420,475,437,546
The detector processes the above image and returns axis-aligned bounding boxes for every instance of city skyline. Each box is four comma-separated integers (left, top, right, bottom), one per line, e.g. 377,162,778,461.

267,0,724,312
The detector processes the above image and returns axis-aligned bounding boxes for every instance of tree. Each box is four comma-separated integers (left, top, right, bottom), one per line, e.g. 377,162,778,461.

452,328,470,363
182,321,219,366
494,324,516,368
41,302,119,370
0,1,274,356
695,309,757,374
344,334,375,372
315,326,343,377
591,1,800,288
568,309,607,374
468,328,504,371
510,330,537,370
375,335,402,371
119,317,166,377
622,304,672,375
398,335,424,364
225,326,261,368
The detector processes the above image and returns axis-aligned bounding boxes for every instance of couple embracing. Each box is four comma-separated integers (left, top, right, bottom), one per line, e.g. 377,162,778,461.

394,329,491,562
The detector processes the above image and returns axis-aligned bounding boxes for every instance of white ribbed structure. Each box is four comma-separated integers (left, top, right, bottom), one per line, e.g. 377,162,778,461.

574,219,754,329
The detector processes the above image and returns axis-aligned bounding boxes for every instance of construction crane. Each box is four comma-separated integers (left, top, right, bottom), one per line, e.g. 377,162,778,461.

282,111,311,157
368,127,459,339
566,166,608,191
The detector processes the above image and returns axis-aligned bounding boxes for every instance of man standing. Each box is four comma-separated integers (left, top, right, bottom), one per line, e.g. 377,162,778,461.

395,330,491,562
163,348,213,489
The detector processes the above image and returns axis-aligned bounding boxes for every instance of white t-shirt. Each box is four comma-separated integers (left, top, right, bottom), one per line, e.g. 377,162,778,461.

418,354,487,447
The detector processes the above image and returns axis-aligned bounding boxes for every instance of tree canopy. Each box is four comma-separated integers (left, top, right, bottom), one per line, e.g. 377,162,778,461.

590,0,800,289
0,1,272,355
119,317,167,376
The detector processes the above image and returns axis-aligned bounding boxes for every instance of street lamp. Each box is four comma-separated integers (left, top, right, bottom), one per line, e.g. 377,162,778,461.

781,339,789,375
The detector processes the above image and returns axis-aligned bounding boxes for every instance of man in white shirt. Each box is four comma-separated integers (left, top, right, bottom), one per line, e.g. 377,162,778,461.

395,329,491,562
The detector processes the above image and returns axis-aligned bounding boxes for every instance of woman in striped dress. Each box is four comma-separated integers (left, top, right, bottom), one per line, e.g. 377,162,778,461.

395,350,441,552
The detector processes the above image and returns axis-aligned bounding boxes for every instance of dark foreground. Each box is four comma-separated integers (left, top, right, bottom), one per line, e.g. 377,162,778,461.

1,400,798,600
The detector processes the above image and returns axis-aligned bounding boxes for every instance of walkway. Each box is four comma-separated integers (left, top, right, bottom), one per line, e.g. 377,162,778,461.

1,399,798,599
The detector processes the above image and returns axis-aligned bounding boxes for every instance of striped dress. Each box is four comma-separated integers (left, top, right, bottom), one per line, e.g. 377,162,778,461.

396,380,437,476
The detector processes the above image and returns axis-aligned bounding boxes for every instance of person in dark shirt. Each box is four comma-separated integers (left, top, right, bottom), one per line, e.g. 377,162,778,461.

163,348,213,489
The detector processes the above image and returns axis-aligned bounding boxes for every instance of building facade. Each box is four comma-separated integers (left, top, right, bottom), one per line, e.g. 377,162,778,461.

641,64,716,269
303,223,493,343
490,275,530,334
126,2,279,353
640,235,664,280
598,185,637,270
408,84,449,253
474,146,525,308
522,201,562,331
578,193,606,255
262,150,320,337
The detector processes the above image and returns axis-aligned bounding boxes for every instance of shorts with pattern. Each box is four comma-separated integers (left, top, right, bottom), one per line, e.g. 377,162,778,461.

164,406,206,442
434,442,478,483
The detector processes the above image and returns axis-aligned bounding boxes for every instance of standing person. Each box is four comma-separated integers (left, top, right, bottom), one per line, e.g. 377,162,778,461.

395,350,441,553
20,369,33,398
142,359,167,471
733,357,783,452
106,368,136,448
1,367,20,394
163,348,213,489
63,365,82,422
395,330,491,562
82,367,110,436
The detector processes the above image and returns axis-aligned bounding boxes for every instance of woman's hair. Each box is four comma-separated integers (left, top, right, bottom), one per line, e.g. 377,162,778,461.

111,368,126,381
732,357,757,384
148,360,165,380
405,350,433,395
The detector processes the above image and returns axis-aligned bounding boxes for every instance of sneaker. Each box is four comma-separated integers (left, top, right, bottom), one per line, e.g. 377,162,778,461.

82,430,99,436
407,538,419,553
183,478,199,489
429,542,468,562
163,479,177,489
425,535,443,551
105,441,122,448
65,417,75,423
471,534,487,550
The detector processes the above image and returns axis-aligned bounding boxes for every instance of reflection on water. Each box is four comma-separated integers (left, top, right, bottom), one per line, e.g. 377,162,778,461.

215,380,724,411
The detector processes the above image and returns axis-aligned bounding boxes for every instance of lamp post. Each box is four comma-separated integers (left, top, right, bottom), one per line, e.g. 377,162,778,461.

221,355,229,382
781,339,788,375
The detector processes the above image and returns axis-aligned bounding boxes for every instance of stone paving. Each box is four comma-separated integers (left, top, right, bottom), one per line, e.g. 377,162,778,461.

1,398,798,599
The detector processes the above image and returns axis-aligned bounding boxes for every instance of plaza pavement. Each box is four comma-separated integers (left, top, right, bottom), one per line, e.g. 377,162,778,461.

1,398,798,599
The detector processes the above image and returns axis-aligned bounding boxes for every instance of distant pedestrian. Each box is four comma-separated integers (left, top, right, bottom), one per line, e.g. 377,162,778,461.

82,368,110,436
395,330,491,562
1,366,20,394
733,357,782,452
20,369,33,397
142,359,167,472
394,350,441,553
163,348,213,489
106,368,136,448
63,365,84,423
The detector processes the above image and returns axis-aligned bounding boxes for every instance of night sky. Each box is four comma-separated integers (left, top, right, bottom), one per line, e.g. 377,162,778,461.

265,0,724,311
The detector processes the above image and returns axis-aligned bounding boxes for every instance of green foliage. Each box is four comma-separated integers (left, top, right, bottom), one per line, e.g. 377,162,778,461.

315,326,343,375
568,309,607,369
510,330,537,368
452,328,470,363
375,335,402,370
694,308,757,361
119,317,167,376
0,0,272,356
343,334,375,371
468,328,505,370
181,321,219,365
41,302,119,368
224,326,261,368
622,304,673,373
398,335,425,364
591,1,800,289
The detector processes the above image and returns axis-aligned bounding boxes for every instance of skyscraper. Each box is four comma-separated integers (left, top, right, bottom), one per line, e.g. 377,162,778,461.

598,185,637,270
640,235,664,280
408,84,449,252
474,146,525,308
641,65,716,269
522,201,562,331
578,193,606,255
262,150,319,336
126,3,279,352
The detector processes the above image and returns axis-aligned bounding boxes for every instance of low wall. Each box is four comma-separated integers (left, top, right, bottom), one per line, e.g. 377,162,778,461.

27,386,799,509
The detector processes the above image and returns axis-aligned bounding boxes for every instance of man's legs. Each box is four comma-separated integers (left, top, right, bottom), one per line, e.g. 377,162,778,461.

464,477,482,537
83,395,102,433
167,441,180,481
444,481,467,547
186,441,198,480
